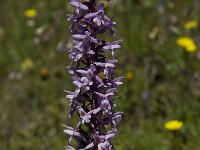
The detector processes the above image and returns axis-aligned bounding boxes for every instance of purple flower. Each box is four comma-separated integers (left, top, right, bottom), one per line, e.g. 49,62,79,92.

64,125,81,137
69,1,89,11
65,0,123,149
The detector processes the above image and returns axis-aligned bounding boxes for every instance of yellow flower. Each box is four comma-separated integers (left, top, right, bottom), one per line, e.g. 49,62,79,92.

184,21,198,30
164,120,183,131
39,68,49,80
21,58,34,72
125,71,134,80
25,9,38,18
176,36,197,52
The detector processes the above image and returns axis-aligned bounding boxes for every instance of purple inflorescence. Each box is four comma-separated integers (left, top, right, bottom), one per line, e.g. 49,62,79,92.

64,0,123,149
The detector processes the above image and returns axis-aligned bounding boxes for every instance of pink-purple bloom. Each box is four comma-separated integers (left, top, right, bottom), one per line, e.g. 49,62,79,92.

65,0,123,149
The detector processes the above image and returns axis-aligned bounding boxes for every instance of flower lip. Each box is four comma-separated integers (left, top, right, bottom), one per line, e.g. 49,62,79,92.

69,1,88,10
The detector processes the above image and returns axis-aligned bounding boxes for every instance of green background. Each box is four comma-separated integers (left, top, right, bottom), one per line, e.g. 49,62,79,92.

1,0,200,149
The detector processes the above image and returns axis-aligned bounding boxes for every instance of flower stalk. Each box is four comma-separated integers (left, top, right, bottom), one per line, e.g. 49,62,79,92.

64,0,123,149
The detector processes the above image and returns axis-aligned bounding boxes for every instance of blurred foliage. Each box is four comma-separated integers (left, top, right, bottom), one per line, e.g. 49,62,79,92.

1,0,200,149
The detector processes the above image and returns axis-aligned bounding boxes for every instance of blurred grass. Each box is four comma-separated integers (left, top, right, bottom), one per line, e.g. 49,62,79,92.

1,0,200,149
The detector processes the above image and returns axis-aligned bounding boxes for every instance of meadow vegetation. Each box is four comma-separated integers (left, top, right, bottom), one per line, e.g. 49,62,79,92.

1,0,200,149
